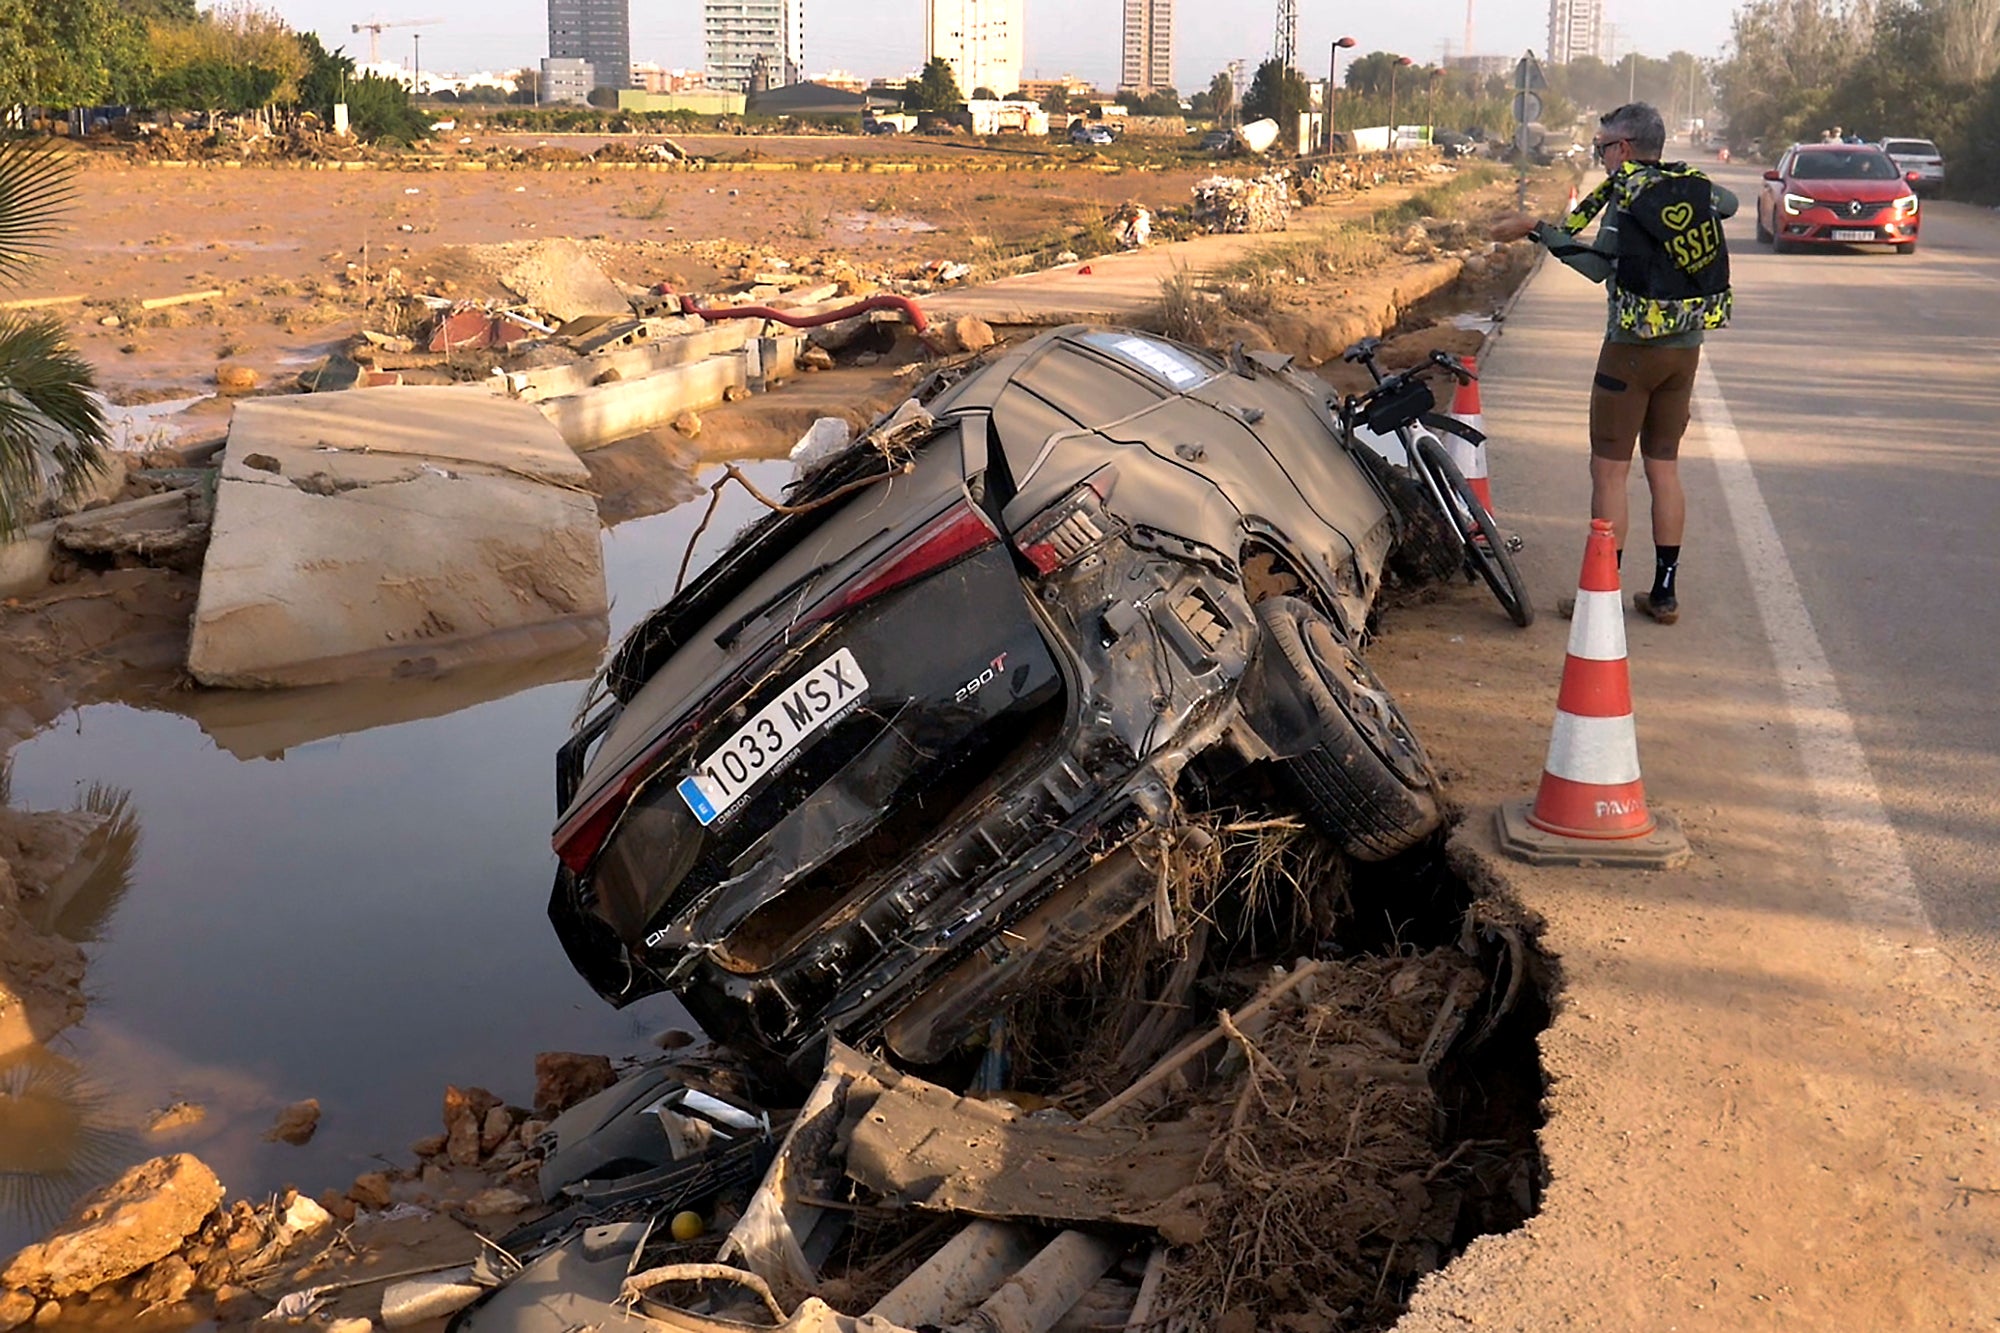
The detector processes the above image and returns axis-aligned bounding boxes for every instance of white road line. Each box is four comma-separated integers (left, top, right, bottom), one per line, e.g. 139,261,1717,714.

1693,360,1934,939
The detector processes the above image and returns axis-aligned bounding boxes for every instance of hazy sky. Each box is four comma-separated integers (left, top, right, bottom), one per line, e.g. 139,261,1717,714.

296,0,1741,86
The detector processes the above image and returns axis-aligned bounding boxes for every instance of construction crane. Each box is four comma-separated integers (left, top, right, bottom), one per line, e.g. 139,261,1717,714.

350,16,441,66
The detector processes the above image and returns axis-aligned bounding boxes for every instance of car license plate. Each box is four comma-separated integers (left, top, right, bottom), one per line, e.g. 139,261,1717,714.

1831,229,1875,241
678,647,868,826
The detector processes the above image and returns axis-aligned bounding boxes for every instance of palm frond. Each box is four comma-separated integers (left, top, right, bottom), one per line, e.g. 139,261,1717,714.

0,138,77,291
0,315,109,538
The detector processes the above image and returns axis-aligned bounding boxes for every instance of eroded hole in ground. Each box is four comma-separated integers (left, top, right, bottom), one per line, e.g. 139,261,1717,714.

764,812,1554,1333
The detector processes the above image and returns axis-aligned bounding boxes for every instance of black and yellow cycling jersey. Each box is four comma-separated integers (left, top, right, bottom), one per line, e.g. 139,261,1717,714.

1551,160,1733,340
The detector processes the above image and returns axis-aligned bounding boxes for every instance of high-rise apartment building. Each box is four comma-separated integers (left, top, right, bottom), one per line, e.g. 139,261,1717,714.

1120,0,1172,94
547,0,630,89
1547,0,1603,66
704,0,805,92
926,0,1023,99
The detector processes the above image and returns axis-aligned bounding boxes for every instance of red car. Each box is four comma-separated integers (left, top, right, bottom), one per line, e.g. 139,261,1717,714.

1757,143,1922,254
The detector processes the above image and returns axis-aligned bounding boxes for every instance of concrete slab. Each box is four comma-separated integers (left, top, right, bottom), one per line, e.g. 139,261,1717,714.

189,390,607,689
538,354,749,451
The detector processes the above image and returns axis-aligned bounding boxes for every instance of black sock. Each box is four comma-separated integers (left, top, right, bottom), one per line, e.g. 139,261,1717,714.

1652,546,1680,600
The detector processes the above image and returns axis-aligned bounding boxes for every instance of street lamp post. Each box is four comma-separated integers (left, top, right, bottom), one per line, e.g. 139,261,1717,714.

1388,55,1412,151
1325,36,1356,155
412,32,422,95
1427,67,1442,145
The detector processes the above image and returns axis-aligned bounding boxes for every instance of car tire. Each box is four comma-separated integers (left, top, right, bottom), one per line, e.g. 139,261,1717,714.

1897,240,1918,254
1755,208,1771,243
1772,235,1796,254
1255,597,1442,862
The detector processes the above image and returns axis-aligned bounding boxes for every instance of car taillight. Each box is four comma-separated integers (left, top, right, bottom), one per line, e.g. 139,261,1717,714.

1015,470,1117,574
555,787,631,875
821,500,1000,617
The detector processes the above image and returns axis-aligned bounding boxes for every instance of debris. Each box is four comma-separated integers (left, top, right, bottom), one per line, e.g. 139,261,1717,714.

282,1195,333,1235
535,1052,618,1115
0,294,85,312
446,1085,502,1167
259,1285,332,1322
463,1187,534,1218
0,1290,33,1331
147,1101,207,1134
348,1172,394,1210
672,410,702,438
381,1265,486,1327
0,1154,224,1298
800,346,834,371
265,1098,321,1145
1191,173,1293,234
129,1255,195,1307
138,288,223,311
789,417,849,468
1111,202,1153,249
722,384,752,402
670,1210,705,1241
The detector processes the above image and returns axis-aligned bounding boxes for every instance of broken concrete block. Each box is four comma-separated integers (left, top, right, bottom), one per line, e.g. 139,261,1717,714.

1,1155,224,1298
671,411,701,438
950,314,997,353
538,356,746,451
187,387,607,689
800,346,834,371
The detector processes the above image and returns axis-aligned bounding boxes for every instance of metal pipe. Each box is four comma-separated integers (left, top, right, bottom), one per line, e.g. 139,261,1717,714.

942,1230,1123,1333
871,1220,1043,1328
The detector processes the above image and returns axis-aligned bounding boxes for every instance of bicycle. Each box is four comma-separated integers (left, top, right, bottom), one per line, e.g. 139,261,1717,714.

1336,338,1535,628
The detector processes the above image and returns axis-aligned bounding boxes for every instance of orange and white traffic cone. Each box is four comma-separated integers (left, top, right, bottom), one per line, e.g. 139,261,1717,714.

1444,355,1496,516
1496,519,1689,867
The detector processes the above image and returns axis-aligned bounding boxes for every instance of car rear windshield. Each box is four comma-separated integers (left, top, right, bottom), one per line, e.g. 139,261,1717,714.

1791,150,1900,180
1882,140,1940,157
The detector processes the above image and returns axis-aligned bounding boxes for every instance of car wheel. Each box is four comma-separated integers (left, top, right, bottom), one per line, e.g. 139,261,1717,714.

1755,208,1771,243
1255,597,1442,862
1772,235,1796,254
1897,240,1918,254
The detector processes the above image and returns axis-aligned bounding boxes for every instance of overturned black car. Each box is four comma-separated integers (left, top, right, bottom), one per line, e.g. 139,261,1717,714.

549,326,1444,1080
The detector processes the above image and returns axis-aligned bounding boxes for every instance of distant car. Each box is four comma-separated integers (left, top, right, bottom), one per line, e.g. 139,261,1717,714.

1069,122,1114,146
863,119,899,135
1878,136,1944,195
1199,129,1234,153
1756,143,1921,254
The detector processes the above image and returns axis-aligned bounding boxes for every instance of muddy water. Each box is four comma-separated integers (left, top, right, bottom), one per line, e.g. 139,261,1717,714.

0,460,794,1256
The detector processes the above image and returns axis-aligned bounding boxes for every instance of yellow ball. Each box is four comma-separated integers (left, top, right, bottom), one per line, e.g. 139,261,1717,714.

670,1210,704,1241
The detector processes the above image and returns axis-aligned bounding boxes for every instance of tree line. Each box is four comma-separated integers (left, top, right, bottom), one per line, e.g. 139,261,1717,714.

0,0,457,142
1714,0,2000,194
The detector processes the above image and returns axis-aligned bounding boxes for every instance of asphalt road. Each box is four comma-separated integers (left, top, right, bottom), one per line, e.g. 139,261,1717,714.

1704,161,2000,965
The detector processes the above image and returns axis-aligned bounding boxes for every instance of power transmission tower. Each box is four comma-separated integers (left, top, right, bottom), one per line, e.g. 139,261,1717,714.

1275,0,1298,71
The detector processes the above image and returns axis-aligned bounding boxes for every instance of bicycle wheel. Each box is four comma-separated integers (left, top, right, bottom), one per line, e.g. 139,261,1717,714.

1414,433,1535,627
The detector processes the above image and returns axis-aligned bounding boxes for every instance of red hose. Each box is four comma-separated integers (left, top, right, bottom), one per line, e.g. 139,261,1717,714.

681,292,929,335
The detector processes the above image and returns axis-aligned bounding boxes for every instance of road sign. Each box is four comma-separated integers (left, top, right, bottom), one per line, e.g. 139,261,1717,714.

1514,51,1548,93
1512,90,1543,124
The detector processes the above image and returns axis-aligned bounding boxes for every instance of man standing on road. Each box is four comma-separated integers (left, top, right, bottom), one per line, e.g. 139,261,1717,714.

1491,102,1736,624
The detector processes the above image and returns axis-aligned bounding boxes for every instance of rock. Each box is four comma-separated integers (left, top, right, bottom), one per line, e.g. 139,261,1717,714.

799,346,834,371
854,352,881,367
98,314,120,329
318,1191,357,1226
411,1133,447,1158
325,1319,375,1333
129,1256,195,1307
443,1086,501,1167
479,1105,516,1156
214,363,258,394
0,1291,33,1333
516,1118,548,1147
533,1052,617,1115
671,410,701,438
193,1254,233,1292
591,367,622,385
147,1102,206,1134
265,1098,320,1145
241,452,281,474
347,1172,393,1211
949,314,996,353
29,1302,58,1327
420,1163,450,1193
0,1154,224,1298
462,1188,533,1219
282,1195,332,1235
722,384,751,402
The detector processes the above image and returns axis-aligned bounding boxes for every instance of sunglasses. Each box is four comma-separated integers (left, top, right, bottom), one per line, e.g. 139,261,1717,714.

1592,137,1630,161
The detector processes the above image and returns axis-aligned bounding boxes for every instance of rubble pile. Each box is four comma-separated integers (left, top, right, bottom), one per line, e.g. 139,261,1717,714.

1192,172,1294,233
